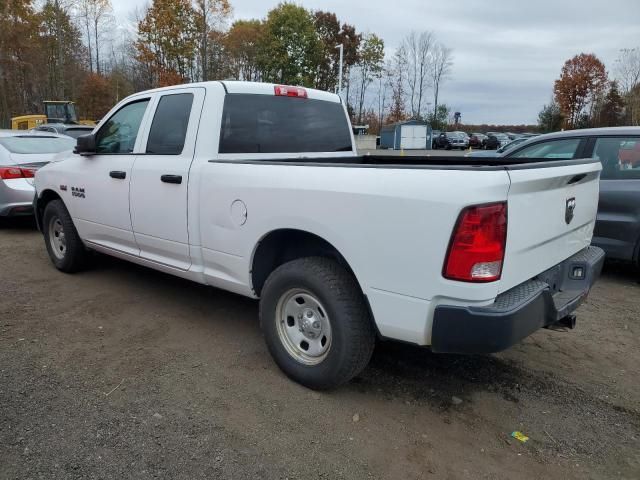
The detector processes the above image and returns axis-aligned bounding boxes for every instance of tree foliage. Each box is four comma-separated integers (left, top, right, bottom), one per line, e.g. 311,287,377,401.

223,20,264,81
77,73,112,120
595,81,625,127
537,101,564,133
554,53,608,129
135,0,199,86
425,104,450,131
259,3,322,86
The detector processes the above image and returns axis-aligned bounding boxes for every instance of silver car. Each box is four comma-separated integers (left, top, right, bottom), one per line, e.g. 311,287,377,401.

32,123,94,139
0,131,75,217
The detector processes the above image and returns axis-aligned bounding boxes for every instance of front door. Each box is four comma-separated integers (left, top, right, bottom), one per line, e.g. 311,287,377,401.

129,88,205,270
66,97,151,255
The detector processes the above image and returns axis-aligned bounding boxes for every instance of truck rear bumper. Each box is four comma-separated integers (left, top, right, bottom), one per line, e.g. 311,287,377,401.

430,246,605,354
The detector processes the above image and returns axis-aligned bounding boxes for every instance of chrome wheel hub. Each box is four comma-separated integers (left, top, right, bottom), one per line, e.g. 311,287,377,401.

275,289,332,365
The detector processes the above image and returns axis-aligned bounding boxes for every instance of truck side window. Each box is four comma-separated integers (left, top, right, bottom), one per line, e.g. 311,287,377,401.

509,138,581,159
146,93,194,155
95,99,149,154
594,137,640,180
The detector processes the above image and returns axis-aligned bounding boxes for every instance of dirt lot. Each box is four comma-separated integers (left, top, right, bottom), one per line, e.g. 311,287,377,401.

1,219,639,480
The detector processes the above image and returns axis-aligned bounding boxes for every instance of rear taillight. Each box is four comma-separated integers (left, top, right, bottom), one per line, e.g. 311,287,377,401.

0,167,35,180
443,202,507,282
274,85,308,98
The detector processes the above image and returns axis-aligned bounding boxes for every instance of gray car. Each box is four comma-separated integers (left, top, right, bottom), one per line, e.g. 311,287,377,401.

499,127,640,268
0,131,75,217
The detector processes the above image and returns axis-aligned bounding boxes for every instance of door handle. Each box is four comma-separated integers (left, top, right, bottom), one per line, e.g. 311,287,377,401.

161,174,182,184
109,171,126,179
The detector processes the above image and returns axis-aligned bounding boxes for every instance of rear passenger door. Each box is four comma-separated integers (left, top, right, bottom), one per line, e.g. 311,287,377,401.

587,136,640,262
129,87,205,270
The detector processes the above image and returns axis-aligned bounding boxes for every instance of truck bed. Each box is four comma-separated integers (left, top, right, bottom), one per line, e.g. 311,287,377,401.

210,155,600,170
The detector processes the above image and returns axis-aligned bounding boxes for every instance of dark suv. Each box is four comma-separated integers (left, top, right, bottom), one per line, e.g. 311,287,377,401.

500,127,640,268
433,132,467,150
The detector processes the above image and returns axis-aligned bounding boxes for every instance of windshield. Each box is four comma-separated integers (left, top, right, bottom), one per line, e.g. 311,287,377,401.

0,136,75,154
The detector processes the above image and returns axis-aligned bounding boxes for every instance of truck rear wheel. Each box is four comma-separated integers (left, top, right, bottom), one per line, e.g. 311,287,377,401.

43,200,88,273
259,257,376,390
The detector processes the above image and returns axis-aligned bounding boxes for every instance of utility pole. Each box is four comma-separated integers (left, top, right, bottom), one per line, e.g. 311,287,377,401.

335,43,344,98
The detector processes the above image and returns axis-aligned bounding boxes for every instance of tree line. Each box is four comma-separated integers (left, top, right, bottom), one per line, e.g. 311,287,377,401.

0,0,454,130
538,49,640,132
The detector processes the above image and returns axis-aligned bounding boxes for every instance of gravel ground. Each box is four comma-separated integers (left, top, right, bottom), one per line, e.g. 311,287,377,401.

1,218,639,480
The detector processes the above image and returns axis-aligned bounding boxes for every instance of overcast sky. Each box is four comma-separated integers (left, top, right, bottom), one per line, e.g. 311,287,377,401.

110,0,640,124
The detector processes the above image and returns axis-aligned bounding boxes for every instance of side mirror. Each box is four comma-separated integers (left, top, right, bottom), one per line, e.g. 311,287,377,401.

74,134,96,156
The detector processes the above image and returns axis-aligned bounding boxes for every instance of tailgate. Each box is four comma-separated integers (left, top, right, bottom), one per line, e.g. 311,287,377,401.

499,159,601,293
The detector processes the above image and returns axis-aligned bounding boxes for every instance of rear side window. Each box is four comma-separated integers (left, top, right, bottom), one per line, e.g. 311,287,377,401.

219,94,352,154
509,138,581,159
594,137,640,180
146,93,194,155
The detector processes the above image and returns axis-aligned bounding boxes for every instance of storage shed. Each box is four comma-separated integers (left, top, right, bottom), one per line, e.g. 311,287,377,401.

379,120,432,150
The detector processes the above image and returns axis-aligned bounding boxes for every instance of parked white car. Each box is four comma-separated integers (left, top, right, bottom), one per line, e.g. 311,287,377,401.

34,81,605,389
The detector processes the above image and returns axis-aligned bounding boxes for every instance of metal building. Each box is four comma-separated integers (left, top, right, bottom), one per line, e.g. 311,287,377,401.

379,120,432,150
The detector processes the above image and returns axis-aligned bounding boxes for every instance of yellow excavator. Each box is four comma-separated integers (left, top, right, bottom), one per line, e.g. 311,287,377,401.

11,101,95,130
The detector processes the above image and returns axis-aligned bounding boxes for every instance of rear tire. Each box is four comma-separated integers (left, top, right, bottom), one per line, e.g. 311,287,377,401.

259,257,376,390
43,200,88,272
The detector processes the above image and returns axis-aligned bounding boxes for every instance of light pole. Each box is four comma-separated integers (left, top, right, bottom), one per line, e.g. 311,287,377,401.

335,43,344,97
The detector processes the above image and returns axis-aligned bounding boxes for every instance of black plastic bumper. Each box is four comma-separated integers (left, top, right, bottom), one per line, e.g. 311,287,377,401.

431,246,605,354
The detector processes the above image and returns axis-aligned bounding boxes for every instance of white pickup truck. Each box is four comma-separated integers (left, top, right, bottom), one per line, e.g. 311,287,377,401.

34,81,605,389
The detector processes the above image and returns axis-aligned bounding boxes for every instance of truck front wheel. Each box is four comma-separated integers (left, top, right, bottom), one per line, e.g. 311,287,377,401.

259,257,376,390
43,199,88,273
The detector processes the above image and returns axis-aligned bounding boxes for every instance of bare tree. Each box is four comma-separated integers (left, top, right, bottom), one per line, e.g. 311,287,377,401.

430,42,452,120
194,0,231,81
377,64,393,128
403,30,433,119
354,33,384,124
387,45,407,123
74,0,113,74
614,47,640,95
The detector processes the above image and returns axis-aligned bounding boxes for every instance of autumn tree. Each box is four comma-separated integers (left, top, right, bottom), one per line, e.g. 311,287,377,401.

313,11,340,91
193,0,231,81
259,3,322,86
0,0,40,126
312,11,360,93
338,22,361,101
537,100,564,133
40,0,86,99
224,20,264,81
136,0,198,87
77,73,112,119
554,53,608,129
353,33,384,124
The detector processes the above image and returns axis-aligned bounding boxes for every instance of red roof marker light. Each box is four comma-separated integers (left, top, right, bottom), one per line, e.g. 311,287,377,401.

274,85,308,98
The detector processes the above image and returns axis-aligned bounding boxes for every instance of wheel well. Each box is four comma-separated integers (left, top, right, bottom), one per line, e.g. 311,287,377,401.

251,229,357,297
35,190,62,229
